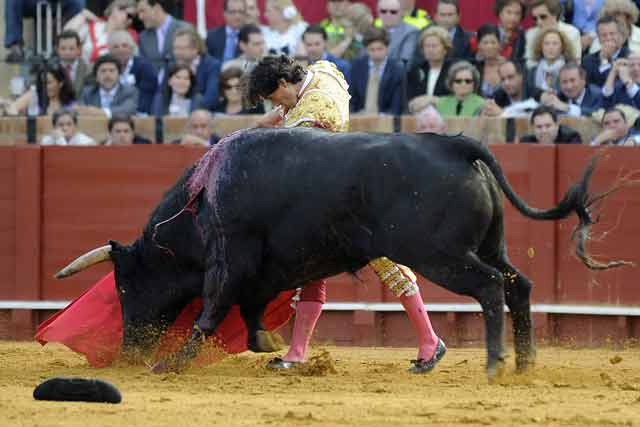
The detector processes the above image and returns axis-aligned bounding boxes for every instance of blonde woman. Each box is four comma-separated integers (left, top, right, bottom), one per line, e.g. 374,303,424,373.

529,27,576,93
262,0,308,56
407,26,453,113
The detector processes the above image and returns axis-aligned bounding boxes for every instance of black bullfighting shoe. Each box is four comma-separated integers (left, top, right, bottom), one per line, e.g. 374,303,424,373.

33,377,122,403
266,357,302,370
408,339,447,374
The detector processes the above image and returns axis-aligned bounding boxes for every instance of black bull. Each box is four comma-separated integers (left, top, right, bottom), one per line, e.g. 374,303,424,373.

57,128,627,377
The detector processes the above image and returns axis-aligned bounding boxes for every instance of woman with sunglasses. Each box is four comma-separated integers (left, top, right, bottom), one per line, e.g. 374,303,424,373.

64,0,139,64
213,67,264,115
435,60,485,117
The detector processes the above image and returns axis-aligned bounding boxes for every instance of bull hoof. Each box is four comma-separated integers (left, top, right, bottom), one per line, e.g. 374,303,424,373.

252,330,283,353
487,358,506,384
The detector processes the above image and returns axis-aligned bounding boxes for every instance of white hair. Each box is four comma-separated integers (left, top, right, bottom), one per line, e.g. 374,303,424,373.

107,30,139,55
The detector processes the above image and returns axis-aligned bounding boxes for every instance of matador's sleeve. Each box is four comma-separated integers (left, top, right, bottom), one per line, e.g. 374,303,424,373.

284,90,346,132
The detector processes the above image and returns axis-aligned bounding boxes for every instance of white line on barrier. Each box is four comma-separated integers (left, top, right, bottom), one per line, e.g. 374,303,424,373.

1,301,639,316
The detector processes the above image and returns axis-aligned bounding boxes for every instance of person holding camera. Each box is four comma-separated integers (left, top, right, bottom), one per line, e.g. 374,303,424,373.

603,52,640,109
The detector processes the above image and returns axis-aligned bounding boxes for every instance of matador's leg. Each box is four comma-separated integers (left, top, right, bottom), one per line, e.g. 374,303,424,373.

268,280,326,369
369,257,446,373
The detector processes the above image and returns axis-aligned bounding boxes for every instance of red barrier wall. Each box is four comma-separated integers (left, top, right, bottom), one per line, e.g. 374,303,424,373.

0,145,638,346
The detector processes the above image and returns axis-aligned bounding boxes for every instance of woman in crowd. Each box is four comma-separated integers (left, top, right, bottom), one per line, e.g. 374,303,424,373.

529,27,575,93
213,67,264,115
473,24,504,98
406,26,452,114
435,60,485,117
2,62,76,116
153,63,203,117
262,0,307,56
493,0,526,61
40,108,96,146
64,0,138,64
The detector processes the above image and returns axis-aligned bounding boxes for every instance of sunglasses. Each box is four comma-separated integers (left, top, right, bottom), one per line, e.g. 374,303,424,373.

532,13,549,22
224,84,241,90
454,78,474,84
379,9,399,15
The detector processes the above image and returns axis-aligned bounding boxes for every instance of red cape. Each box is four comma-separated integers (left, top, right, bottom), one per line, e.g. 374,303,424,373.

35,272,296,367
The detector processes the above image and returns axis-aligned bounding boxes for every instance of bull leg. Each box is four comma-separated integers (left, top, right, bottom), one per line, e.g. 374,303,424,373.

239,292,284,353
499,260,536,372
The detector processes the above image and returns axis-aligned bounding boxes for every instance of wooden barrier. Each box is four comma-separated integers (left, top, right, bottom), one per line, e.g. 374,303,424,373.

400,116,509,143
350,114,394,132
0,118,28,145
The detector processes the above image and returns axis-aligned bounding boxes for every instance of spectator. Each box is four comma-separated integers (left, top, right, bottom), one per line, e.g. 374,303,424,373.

539,62,603,117
493,0,526,61
245,0,261,26
435,60,485,117
583,16,629,87
108,30,157,115
528,28,576,93
64,0,138,64
222,24,266,73
4,0,85,63
377,0,419,63
415,105,447,133
1,62,76,115
525,0,581,66
406,26,452,114
55,30,90,99
137,0,186,75
603,52,640,109
520,105,582,144
482,59,537,116
339,3,372,60
173,109,220,145
78,53,139,117
474,24,504,98
319,0,354,59
205,0,245,63
590,107,640,145
262,0,307,56
153,63,202,116
172,25,222,111
434,0,471,61
215,66,263,114
302,25,351,83
398,0,430,29
591,0,640,53
102,113,151,144
350,27,404,115
572,0,605,52
40,108,97,146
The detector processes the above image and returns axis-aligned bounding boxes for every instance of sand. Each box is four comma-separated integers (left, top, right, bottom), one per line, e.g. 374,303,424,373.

1,341,639,426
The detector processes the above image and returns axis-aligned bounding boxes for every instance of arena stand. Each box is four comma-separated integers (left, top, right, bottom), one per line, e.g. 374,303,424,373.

0,114,639,347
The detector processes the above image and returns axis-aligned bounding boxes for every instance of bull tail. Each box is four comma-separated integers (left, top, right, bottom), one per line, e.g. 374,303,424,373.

461,140,633,270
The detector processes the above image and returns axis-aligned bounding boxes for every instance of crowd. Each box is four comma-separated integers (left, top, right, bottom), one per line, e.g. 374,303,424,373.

3,0,640,146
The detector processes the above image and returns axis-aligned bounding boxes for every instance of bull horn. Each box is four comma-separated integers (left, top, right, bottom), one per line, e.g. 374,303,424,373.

55,245,112,279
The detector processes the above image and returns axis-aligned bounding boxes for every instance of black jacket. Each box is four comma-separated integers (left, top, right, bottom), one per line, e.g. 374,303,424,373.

520,124,583,144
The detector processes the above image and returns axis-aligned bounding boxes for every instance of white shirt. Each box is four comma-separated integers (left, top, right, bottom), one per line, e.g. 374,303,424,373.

40,131,96,146
261,21,307,56
99,85,119,117
566,88,587,117
426,68,441,96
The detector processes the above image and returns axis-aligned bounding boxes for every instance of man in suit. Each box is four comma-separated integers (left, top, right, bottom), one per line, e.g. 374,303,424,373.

377,0,419,63
77,54,139,117
434,0,472,61
172,25,222,111
302,25,352,84
56,30,90,99
350,27,404,115
205,0,245,63
602,52,640,109
539,62,603,117
137,0,186,79
108,30,158,115
482,60,536,117
222,23,265,73
582,16,629,87
520,105,582,144
591,107,640,146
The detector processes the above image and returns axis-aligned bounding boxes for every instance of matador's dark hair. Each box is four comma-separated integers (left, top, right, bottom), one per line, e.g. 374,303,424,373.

244,54,305,106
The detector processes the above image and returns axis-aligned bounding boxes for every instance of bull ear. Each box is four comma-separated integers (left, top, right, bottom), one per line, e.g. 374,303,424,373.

109,240,127,253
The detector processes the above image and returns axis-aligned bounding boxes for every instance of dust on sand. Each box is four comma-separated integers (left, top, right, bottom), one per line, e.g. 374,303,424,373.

1,341,639,426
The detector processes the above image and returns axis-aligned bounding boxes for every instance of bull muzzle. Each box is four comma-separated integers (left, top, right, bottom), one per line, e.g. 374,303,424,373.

54,245,112,279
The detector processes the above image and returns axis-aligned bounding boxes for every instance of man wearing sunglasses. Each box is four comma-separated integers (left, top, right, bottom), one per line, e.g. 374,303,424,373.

376,0,420,63
524,0,581,67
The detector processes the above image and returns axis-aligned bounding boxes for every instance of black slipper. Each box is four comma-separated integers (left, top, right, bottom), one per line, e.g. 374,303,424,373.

33,377,122,403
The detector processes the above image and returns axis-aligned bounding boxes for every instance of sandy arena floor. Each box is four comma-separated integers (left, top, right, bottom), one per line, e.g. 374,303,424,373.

0,341,639,427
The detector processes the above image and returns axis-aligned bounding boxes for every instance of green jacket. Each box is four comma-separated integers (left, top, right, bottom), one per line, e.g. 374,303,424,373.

436,94,485,117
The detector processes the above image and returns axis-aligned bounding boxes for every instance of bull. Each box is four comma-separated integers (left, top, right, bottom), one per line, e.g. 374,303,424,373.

56,128,627,378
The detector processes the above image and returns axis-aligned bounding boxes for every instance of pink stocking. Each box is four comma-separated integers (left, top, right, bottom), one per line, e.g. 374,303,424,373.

399,292,439,360
282,301,323,362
